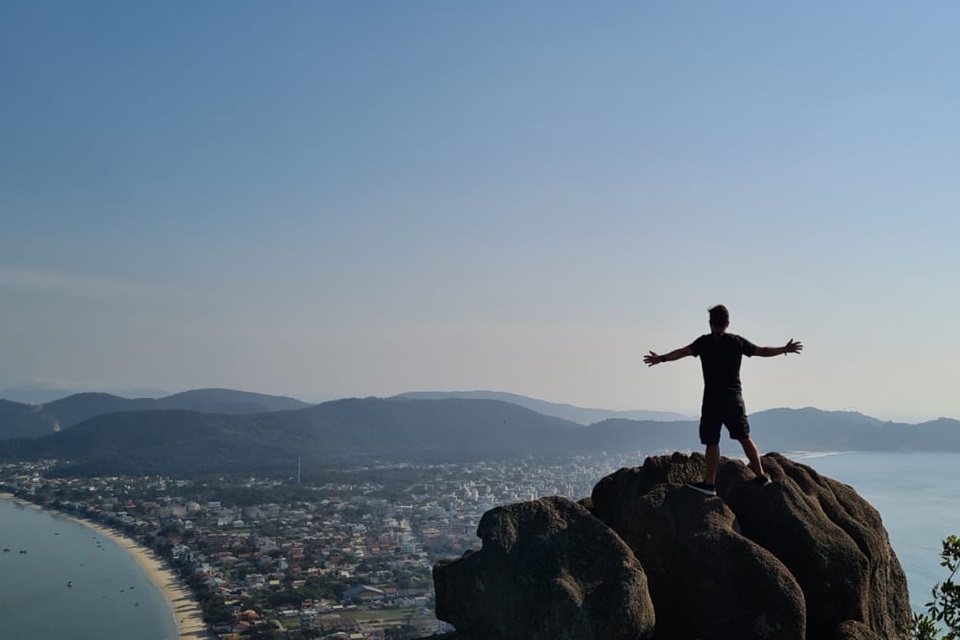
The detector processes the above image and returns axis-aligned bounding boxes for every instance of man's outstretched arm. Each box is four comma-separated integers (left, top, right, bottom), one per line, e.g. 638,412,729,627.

753,339,803,358
644,346,694,367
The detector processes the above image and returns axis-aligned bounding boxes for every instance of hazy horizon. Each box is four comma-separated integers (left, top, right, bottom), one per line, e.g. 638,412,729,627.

4,2,960,424
0,381,951,425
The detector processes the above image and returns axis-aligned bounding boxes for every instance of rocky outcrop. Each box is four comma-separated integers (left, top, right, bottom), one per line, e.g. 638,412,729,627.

833,620,887,640
714,453,911,640
433,452,911,640
595,481,806,639
433,496,655,640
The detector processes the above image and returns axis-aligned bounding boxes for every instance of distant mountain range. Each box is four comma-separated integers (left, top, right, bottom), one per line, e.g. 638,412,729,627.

396,391,691,424
0,388,311,439
0,388,689,441
0,398,580,477
0,393,958,479
0,385,170,405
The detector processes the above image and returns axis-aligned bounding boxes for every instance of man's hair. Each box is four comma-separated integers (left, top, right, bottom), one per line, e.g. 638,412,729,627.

708,304,729,328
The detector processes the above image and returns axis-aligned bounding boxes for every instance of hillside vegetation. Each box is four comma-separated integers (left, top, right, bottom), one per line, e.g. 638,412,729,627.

0,396,959,478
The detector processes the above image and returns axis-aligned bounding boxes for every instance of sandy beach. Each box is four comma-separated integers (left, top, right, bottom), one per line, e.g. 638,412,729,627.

0,492,212,639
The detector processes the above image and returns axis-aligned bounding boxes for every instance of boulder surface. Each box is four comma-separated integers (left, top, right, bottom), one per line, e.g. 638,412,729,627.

433,453,912,640
433,495,655,640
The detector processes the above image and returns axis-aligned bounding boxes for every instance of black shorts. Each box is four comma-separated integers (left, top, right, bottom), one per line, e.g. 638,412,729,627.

699,396,750,445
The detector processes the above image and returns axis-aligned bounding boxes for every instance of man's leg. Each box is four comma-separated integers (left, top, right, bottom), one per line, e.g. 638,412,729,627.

704,443,720,485
686,410,721,495
738,436,764,478
727,398,768,482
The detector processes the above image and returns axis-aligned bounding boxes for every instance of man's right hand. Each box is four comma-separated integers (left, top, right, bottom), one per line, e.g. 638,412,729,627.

784,339,803,354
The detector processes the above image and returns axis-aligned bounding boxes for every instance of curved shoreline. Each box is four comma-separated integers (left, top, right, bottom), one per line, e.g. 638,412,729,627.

1,492,212,639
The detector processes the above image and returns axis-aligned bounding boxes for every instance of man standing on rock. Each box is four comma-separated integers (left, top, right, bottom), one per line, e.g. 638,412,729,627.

643,304,802,496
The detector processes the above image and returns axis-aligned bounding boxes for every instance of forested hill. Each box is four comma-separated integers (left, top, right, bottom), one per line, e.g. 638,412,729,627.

155,388,311,414
0,399,57,439
0,388,312,439
0,398,584,477
0,398,959,478
586,407,960,453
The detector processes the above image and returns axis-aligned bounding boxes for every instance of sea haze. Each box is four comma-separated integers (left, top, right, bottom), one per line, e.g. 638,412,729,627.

0,499,178,640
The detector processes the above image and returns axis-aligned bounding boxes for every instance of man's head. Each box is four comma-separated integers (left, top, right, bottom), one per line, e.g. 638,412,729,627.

708,304,730,331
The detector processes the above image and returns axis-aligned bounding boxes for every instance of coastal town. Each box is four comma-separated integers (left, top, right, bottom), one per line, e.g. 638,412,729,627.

0,452,639,639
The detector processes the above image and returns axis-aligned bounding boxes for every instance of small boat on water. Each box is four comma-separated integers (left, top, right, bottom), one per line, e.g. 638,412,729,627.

2,548,9,553
67,581,74,588
18,549,27,554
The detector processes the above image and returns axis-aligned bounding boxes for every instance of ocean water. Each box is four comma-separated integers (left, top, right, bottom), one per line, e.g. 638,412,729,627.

792,451,960,612
0,498,179,640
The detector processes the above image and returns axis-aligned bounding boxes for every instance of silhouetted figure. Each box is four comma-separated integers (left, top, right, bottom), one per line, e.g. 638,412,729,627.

643,304,803,496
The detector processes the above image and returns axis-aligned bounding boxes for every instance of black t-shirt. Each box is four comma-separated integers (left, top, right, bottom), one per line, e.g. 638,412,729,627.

689,332,757,399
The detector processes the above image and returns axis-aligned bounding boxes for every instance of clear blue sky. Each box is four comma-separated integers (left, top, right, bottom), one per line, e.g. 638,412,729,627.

2,1,959,421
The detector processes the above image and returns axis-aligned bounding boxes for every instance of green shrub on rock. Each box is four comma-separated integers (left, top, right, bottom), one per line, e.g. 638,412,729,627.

915,535,960,640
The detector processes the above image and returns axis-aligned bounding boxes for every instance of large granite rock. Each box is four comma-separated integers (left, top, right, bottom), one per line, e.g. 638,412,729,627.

433,495,655,640
590,452,911,640
716,453,912,639
433,453,911,640
600,481,805,639
834,620,887,640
